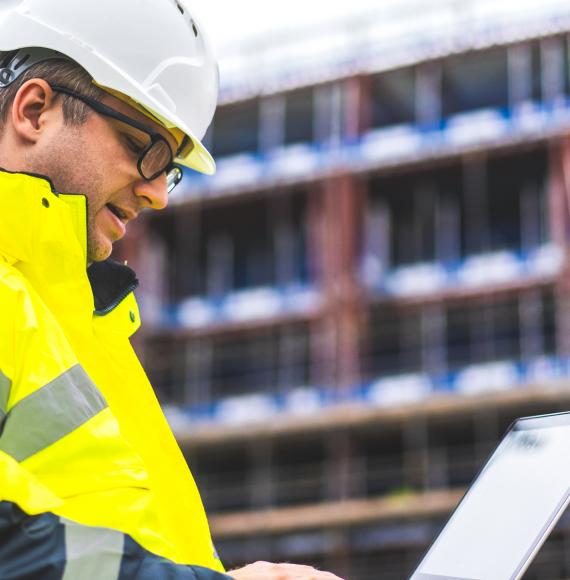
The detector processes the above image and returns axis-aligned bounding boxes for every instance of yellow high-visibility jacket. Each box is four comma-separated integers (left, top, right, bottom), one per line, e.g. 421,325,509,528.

0,170,224,571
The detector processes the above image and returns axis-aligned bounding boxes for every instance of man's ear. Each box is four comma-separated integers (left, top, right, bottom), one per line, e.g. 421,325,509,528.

10,79,59,144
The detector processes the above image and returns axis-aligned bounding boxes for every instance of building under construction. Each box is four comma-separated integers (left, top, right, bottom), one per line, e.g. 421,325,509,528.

118,2,570,577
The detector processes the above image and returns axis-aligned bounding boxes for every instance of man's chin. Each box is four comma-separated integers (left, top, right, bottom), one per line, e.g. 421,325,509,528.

87,237,113,264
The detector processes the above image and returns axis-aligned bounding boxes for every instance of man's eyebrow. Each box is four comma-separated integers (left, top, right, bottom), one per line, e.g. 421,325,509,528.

120,103,179,154
126,107,174,144
107,118,145,144
120,125,147,142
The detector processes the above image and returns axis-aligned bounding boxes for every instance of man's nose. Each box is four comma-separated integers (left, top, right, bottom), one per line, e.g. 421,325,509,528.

133,173,168,210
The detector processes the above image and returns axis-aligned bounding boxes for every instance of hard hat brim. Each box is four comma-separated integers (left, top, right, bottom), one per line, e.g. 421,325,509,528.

177,136,216,175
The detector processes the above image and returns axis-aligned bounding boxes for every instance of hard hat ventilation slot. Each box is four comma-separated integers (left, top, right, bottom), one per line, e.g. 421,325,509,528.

173,1,199,37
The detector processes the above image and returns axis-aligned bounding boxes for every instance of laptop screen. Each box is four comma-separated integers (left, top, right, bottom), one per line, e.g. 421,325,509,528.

410,413,570,580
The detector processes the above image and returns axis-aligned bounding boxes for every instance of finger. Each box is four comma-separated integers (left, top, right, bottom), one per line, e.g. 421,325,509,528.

270,563,345,579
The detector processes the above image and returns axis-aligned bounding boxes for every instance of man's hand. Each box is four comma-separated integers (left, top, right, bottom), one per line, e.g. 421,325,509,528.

228,561,345,580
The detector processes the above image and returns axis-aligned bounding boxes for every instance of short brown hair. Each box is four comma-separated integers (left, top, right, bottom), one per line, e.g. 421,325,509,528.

0,52,106,127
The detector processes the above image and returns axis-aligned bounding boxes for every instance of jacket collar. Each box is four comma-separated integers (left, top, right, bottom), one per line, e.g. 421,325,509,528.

0,168,87,267
0,169,138,314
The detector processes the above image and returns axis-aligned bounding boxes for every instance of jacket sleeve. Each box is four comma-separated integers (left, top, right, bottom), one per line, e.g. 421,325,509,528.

0,501,232,580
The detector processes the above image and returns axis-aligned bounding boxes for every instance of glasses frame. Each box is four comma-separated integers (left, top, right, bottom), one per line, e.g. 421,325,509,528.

50,84,183,191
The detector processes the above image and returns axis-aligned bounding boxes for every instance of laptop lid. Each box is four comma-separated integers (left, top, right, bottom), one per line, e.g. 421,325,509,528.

410,411,570,580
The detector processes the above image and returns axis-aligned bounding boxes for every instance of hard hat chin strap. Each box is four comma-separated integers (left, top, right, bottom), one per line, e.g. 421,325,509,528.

0,47,71,88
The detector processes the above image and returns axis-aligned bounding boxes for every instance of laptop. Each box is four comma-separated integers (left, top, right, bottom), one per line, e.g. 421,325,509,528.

410,411,570,580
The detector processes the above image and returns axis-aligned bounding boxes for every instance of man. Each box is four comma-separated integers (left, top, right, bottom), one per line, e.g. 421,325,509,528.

0,1,343,579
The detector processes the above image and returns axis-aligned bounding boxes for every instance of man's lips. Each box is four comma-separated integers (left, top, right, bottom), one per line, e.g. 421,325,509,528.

106,203,136,222
104,204,128,237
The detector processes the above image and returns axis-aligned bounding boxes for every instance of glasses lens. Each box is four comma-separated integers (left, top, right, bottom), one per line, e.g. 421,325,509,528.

140,139,173,180
166,166,183,193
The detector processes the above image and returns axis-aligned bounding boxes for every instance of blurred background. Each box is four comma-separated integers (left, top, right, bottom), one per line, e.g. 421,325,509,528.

115,0,570,577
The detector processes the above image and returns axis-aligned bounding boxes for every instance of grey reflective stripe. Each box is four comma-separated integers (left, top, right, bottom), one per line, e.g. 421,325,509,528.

0,365,107,461
61,518,124,580
0,370,10,425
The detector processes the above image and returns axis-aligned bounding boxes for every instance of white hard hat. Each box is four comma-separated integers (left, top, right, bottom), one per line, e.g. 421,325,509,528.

0,0,218,175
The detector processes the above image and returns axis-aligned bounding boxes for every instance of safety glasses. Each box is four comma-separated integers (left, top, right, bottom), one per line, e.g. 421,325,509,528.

50,84,184,193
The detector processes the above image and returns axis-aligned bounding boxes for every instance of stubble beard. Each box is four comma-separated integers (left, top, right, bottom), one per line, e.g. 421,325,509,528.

24,133,108,263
